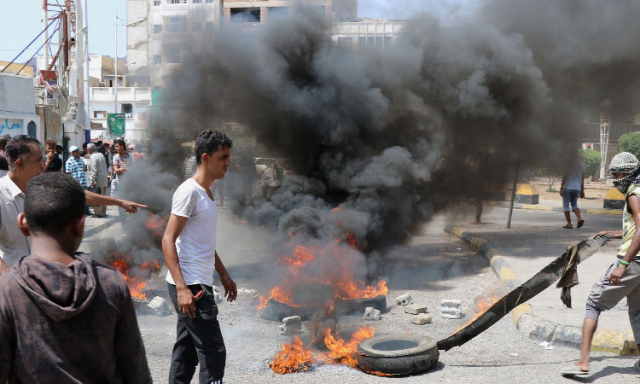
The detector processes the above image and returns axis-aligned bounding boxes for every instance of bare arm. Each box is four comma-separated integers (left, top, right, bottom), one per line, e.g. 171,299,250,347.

162,214,197,318
560,173,567,196
594,230,623,239
215,252,237,302
609,195,640,285
84,190,147,213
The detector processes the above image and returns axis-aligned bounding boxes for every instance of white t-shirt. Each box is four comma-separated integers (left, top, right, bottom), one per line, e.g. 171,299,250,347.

166,178,218,287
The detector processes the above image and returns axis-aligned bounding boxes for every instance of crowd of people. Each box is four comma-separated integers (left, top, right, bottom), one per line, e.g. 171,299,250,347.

0,131,237,383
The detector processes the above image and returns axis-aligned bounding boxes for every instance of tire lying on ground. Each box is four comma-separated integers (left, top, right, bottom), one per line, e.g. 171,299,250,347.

356,334,439,376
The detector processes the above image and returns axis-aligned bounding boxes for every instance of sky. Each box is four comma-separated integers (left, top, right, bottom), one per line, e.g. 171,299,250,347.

0,0,476,64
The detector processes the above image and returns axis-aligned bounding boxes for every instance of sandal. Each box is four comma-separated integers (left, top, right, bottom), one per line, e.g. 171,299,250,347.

577,220,585,228
563,225,573,229
561,365,589,376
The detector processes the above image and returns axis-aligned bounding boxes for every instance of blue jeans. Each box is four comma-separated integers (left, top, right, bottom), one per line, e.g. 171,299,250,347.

563,189,580,211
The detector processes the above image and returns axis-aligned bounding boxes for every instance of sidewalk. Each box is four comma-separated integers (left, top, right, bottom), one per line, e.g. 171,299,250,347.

485,198,622,215
447,206,638,355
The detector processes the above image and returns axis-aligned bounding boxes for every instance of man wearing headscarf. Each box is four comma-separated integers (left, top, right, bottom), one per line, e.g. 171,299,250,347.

562,152,640,376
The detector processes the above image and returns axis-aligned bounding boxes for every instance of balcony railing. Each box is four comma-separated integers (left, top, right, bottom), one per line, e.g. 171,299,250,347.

90,87,152,102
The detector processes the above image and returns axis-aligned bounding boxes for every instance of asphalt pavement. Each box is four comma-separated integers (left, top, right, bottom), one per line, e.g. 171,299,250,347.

79,207,640,383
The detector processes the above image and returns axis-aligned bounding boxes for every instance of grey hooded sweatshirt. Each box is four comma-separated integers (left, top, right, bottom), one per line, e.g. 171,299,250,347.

0,253,152,383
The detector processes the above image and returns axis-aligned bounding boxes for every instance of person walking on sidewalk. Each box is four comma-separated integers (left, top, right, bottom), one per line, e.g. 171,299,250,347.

562,152,640,377
162,130,237,384
87,143,109,217
111,139,134,220
560,155,585,229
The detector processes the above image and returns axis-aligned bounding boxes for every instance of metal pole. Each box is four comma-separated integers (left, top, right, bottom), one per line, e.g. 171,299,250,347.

115,11,118,114
507,162,520,229
83,0,90,140
43,0,49,69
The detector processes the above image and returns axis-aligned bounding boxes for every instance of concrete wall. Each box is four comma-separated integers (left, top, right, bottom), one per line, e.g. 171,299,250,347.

90,87,151,144
0,74,41,139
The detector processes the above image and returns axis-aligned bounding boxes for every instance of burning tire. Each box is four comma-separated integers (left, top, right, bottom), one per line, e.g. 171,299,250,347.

335,295,386,316
356,334,439,376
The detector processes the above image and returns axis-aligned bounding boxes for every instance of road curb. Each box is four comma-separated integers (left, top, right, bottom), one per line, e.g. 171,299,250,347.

445,225,638,355
483,201,622,215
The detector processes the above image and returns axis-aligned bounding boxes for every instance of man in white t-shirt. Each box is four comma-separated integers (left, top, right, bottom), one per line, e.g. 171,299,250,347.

162,130,236,384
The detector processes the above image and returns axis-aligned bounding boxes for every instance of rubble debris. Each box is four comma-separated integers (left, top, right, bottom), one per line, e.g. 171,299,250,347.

146,296,172,316
363,307,382,321
238,287,258,297
395,293,412,306
279,316,302,335
440,299,462,319
213,286,224,304
410,314,433,325
404,304,428,315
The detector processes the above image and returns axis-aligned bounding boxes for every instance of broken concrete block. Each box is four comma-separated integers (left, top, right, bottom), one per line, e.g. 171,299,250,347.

404,304,428,315
410,314,433,325
395,293,413,306
363,307,382,321
147,296,172,316
441,299,462,308
440,307,462,319
279,316,302,335
238,288,258,297
213,286,224,304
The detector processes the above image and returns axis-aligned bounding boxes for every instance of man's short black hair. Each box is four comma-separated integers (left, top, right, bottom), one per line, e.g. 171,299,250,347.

5,135,40,163
195,130,232,164
24,173,86,237
114,139,126,148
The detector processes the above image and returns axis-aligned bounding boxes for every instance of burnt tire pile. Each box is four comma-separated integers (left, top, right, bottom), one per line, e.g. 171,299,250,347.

356,334,439,376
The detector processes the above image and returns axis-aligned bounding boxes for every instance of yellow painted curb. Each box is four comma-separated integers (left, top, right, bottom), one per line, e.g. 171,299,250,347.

470,237,486,251
604,187,625,201
586,208,622,215
498,266,519,284
521,204,553,211
591,329,639,355
516,184,539,196
512,303,533,324
451,226,465,238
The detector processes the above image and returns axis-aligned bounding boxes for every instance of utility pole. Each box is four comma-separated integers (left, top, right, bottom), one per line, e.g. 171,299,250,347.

43,0,49,69
115,11,119,114
82,0,90,140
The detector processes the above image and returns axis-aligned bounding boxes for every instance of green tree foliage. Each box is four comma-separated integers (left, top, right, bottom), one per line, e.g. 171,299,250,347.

534,164,563,192
619,132,640,159
578,149,601,177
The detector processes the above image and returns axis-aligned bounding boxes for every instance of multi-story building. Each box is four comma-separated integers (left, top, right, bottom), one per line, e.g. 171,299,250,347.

126,0,357,88
89,86,152,144
331,18,406,51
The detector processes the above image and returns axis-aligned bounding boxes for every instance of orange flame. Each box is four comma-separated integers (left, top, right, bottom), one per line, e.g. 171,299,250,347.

323,326,375,368
268,336,314,374
453,295,500,334
109,254,161,299
258,235,388,312
144,212,168,241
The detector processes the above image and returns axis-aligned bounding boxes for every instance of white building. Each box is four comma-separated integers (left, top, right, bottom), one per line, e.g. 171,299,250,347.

90,86,151,144
0,73,42,141
331,18,406,51
126,0,223,88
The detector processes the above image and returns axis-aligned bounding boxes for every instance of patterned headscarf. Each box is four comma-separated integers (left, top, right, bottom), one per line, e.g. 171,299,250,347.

609,152,640,194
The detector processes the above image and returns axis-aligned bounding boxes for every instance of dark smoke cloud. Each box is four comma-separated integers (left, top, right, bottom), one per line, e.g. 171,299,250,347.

93,1,640,279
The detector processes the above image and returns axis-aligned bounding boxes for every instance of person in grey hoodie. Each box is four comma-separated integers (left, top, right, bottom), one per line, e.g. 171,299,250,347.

0,173,152,383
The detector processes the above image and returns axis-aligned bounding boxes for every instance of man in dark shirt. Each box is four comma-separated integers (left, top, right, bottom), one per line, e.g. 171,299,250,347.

0,135,8,178
0,173,152,383
43,139,62,173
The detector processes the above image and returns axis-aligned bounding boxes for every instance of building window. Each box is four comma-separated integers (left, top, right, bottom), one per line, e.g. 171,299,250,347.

206,0,214,3
205,22,214,32
337,37,353,50
154,24,162,33
153,55,162,65
170,0,180,3
168,47,181,63
192,22,201,32
94,111,107,118
230,8,261,22
193,0,201,3
121,104,133,118
27,121,36,138
154,0,160,5
168,17,187,32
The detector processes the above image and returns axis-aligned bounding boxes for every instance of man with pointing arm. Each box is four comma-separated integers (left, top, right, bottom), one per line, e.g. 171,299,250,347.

162,130,237,384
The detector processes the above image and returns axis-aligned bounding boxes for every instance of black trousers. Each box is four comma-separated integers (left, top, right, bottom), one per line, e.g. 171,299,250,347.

168,283,226,384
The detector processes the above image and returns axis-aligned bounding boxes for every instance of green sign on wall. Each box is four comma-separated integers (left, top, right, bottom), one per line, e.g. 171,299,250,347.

107,113,125,137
